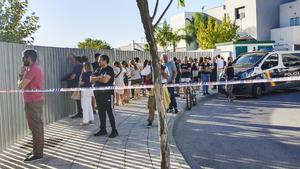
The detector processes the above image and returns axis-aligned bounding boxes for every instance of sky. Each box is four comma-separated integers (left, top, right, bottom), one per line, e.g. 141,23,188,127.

27,0,224,48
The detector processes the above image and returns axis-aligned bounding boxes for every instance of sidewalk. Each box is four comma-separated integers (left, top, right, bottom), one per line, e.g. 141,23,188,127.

0,96,193,169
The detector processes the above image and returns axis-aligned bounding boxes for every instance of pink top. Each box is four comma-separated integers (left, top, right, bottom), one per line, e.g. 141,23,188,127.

23,63,45,103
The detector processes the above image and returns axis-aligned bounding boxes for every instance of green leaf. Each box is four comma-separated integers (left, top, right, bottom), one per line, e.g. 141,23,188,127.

178,0,185,7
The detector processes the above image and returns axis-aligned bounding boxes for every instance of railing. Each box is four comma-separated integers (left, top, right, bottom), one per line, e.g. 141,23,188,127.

0,41,212,152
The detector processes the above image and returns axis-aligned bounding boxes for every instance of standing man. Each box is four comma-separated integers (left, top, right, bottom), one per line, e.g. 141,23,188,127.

69,56,84,118
91,55,118,138
18,49,45,162
200,57,212,96
92,53,101,72
180,56,192,98
162,54,179,114
91,53,101,114
174,57,181,97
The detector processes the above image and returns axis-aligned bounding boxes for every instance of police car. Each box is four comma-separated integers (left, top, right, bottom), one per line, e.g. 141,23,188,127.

218,51,300,98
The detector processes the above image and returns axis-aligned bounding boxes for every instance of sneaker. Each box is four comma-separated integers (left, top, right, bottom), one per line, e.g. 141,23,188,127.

203,93,206,96
206,92,210,95
174,109,179,114
94,130,108,136
89,121,94,124
167,108,174,113
24,155,43,162
147,122,152,128
109,130,119,138
26,152,33,157
80,123,89,126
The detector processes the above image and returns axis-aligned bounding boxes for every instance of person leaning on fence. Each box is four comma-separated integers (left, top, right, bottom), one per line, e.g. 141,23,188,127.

91,55,118,138
225,56,235,102
146,64,171,127
79,62,94,126
18,49,45,162
69,56,84,119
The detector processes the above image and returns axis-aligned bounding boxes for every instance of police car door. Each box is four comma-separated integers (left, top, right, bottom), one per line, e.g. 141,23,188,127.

281,53,300,88
260,54,281,90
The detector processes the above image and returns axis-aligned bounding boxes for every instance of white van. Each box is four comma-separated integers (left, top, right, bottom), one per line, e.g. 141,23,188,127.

218,51,300,97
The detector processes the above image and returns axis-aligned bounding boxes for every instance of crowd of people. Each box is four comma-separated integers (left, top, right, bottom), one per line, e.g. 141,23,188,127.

64,53,235,127
18,49,234,162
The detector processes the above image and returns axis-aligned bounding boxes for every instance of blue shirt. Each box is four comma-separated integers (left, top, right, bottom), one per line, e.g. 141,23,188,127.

165,61,176,83
72,63,83,82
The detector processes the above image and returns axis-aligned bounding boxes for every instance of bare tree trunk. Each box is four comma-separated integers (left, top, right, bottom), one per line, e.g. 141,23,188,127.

136,1,170,168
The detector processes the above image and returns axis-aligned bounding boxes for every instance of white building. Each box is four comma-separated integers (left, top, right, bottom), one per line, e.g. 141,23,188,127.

206,0,294,41
271,0,300,50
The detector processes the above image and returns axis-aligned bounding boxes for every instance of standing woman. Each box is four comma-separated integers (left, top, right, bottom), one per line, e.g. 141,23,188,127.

141,60,150,96
225,57,235,102
114,61,125,106
211,57,218,89
130,60,142,99
122,61,131,103
79,62,94,125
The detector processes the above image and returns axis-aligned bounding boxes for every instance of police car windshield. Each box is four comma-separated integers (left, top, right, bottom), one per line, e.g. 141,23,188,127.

233,53,266,67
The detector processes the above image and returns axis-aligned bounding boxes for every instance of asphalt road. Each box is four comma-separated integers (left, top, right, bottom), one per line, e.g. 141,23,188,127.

174,89,300,169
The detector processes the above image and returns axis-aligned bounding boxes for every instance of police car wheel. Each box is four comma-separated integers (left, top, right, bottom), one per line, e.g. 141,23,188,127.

252,85,262,98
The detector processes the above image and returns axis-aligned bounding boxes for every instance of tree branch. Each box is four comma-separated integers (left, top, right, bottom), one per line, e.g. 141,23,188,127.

151,0,159,20
153,0,173,28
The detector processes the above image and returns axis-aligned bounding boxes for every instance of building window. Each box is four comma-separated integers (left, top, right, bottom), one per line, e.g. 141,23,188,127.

290,17,300,26
235,6,245,20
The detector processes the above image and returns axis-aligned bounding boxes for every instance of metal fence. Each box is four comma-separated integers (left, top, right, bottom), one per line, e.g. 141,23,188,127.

0,41,212,152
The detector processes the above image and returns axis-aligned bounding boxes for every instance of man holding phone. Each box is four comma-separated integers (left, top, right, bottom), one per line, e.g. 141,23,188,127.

18,49,45,162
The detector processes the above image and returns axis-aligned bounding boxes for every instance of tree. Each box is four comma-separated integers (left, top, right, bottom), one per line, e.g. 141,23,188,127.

155,21,172,51
184,12,208,46
0,0,40,44
196,15,239,49
170,30,182,52
78,38,111,50
155,20,183,52
136,0,185,168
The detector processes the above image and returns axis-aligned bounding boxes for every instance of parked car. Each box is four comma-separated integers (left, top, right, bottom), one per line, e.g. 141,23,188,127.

218,51,300,98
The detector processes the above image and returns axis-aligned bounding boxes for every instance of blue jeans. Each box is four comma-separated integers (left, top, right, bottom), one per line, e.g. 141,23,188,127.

201,73,210,94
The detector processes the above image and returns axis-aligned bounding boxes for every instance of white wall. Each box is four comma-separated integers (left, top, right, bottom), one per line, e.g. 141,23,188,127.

271,25,300,46
280,0,300,27
205,6,225,21
225,0,258,39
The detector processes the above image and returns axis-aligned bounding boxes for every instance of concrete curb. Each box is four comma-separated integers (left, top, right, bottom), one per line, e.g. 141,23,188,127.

169,93,219,168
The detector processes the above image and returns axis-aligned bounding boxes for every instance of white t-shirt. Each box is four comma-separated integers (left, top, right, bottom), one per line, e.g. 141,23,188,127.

161,67,170,84
136,63,143,70
130,67,141,80
217,58,224,69
141,65,151,76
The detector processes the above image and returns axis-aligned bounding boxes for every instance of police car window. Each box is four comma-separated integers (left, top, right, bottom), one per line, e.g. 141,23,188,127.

282,53,300,67
262,54,278,70
234,53,266,67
